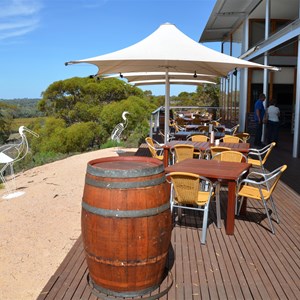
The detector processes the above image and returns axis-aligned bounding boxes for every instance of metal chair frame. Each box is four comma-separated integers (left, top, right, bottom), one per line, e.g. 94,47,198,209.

236,165,287,234
166,172,219,244
145,137,164,161
247,142,276,172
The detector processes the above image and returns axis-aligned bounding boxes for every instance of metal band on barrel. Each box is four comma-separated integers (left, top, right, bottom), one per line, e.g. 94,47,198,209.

87,163,164,178
85,175,165,189
82,201,170,218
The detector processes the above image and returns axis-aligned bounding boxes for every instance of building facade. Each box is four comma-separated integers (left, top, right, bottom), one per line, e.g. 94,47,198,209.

200,0,300,157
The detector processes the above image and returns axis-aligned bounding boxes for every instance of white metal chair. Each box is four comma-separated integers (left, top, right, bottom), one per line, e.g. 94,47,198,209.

236,165,287,234
0,126,39,199
166,172,218,244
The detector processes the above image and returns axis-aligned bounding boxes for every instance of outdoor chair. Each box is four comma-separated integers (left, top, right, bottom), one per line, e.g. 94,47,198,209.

236,165,287,234
145,137,164,161
166,172,219,244
212,150,247,163
172,144,195,164
205,146,230,160
225,124,239,135
187,135,208,158
234,132,250,143
221,135,244,143
212,150,248,213
187,134,208,142
247,142,276,172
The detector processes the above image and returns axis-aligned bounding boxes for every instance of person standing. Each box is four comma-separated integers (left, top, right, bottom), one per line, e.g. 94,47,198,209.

254,93,266,146
266,100,280,144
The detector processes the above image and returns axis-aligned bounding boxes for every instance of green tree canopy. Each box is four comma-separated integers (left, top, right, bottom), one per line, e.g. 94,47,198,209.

38,77,144,125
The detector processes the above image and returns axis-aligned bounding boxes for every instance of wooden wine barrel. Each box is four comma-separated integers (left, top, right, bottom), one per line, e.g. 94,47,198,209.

82,156,172,298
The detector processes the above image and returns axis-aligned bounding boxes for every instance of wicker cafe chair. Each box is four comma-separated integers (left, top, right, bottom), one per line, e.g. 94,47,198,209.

212,151,248,214
166,172,218,244
187,135,208,158
225,124,240,135
221,135,244,143
187,134,208,142
212,150,247,163
236,165,287,234
145,137,164,161
247,142,276,172
205,146,231,160
234,132,250,143
172,144,195,164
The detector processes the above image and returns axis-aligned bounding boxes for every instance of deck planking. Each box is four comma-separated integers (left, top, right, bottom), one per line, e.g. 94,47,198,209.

38,179,300,300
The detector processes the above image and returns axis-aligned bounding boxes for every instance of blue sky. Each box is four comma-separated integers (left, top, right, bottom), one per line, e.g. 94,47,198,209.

0,0,219,99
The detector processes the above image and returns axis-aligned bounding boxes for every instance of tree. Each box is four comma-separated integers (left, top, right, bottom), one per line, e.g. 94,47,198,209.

38,77,144,125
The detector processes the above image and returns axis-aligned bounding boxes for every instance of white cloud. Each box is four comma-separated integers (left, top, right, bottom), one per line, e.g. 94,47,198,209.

0,0,41,41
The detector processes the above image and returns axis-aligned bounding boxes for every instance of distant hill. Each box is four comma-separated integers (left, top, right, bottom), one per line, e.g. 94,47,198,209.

0,98,44,118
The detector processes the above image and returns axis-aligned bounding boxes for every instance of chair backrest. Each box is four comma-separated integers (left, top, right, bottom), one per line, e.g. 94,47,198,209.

167,172,213,206
234,132,250,142
266,165,287,195
173,144,194,163
145,137,162,159
231,124,240,135
198,125,209,133
212,150,247,162
261,142,276,165
188,134,208,142
222,135,243,143
209,146,231,160
248,142,276,166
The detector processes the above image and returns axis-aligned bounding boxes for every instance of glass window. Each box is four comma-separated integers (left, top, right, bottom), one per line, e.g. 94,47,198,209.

249,20,265,48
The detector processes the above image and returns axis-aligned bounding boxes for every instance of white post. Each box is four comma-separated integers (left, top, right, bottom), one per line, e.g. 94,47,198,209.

164,70,170,144
262,0,270,143
293,34,300,157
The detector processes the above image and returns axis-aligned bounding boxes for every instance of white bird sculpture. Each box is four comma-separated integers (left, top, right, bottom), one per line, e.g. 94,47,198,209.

111,111,130,143
0,126,39,199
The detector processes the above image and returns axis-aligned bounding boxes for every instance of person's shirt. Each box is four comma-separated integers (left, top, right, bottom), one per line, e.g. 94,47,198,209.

254,99,265,122
267,105,280,122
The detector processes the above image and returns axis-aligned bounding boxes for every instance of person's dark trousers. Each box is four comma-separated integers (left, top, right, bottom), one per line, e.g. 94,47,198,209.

254,122,263,146
267,121,280,144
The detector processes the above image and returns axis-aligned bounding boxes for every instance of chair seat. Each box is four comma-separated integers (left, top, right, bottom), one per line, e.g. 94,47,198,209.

247,158,261,167
156,155,164,160
238,185,270,200
175,191,214,206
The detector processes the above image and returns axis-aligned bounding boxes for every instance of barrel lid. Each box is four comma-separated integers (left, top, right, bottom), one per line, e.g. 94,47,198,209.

87,156,164,178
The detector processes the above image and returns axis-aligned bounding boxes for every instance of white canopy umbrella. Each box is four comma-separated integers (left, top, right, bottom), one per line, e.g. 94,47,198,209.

66,22,278,143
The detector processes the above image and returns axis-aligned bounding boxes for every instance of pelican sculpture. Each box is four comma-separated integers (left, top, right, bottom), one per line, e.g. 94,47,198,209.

111,111,130,143
0,126,39,199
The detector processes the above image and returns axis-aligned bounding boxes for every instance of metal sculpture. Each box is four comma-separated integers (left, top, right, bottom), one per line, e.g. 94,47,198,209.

0,126,39,199
111,111,130,143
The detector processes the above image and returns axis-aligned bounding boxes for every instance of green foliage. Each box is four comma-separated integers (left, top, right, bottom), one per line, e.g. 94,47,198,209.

39,77,144,125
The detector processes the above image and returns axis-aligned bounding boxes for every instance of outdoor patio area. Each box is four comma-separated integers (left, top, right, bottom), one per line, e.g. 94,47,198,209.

37,173,300,300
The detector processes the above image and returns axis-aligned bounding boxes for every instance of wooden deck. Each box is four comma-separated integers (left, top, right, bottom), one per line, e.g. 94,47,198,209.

37,178,300,300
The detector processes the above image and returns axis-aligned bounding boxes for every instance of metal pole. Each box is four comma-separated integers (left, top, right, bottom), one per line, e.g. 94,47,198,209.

262,0,270,143
164,70,170,144
293,34,300,157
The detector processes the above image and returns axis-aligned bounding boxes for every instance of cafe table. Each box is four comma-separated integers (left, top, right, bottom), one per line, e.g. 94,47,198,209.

165,158,251,235
163,140,250,167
